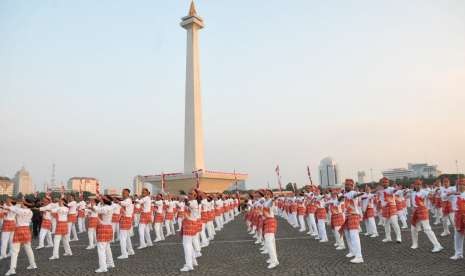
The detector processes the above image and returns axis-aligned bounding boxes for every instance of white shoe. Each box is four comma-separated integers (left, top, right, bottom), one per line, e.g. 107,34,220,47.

440,232,450,237
319,239,328,243
180,266,193,272
86,246,95,250
260,250,268,255
267,262,279,269
107,264,115,269
382,238,392,243
396,239,402,244
5,270,16,276
450,255,464,260
27,264,37,270
432,246,444,253
370,234,379,238
345,253,354,258
153,239,162,243
195,252,202,258
128,251,135,256
117,255,128,259
95,268,108,273
63,252,73,256
36,246,44,250
137,246,147,250
336,246,346,250
350,257,364,264
46,244,54,248
49,256,59,260
411,245,418,249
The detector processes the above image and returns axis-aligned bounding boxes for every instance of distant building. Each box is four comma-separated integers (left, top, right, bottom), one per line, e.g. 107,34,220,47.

382,163,442,181
357,171,366,184
13,167,33,195
226,180,247,191
133,175,145,196
0,176,14,196
408,163,441,178
319,157,341,189
67,177,99,194
104,188,120,195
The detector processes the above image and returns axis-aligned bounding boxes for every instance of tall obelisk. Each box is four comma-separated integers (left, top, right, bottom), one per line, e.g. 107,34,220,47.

181,1,205,174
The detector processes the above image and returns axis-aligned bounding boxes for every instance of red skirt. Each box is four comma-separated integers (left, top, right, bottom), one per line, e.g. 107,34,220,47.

140,212,152,224
165,212,174,221
88,217,98,229
263,217,277,234
55,221,69,235
96,224,113,242
177,211,185,219
154,213,164,223
344,214,360,230
182,219,196,236
68,214,77,223
2,220,16,232
41,219,52,230
112,214,121,223
382,204,397,218
364,207,375,219
316,208,327,220
78,210,85,218
120,216,132,230
455,210,465,235
331,213,344,228
411,207,429,226
13,226,32,244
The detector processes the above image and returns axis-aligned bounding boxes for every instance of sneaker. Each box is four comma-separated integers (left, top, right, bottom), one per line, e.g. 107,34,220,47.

440,232,450,237
336,246,346,251
5,269,16,276
450,255,464,260
49,256,59,260
382,238,392,243
410,245,418,249
27,264,37,270
432,246,444,253
267,262,279,269
35,246,44,250
63,252,73,256
345,253,354,258
117,255,128,260
180,266,193,272
128,251,135,256
370,234,379,238
350,257,364,264
86,246,95,250
95,268,108,273
107,264,115,269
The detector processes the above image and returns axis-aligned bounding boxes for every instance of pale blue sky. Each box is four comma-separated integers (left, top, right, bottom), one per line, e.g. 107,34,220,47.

1,0,464,190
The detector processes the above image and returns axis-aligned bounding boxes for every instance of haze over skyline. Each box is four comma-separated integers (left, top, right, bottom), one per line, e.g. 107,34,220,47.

1,0,464,191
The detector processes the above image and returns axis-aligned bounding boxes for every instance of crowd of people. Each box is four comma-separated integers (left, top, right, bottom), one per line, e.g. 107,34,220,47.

0,188,240,275
244,176,465,267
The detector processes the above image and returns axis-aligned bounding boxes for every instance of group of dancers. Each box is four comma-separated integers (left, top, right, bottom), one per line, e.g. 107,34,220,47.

245,176,465,266
0,188,240,275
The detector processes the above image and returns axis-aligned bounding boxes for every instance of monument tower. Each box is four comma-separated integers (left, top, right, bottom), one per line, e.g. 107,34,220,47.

139,1,247,194
182,1,205,173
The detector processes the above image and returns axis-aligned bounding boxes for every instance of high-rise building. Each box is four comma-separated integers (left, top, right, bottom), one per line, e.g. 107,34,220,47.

0,176,14,196
382,168,415,181
408,163,441,178
13,167,33,195
319,157,341,188
67,177,99,194
357,171,366,184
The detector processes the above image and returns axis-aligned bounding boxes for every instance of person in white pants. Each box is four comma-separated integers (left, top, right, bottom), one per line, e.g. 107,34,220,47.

0,197,16,260
117,189,135,259
164,198,176,237
36,198,54,249
342,179,364,264
180,192,199,272
77,198,87,233
451,179,465,260
111,201,121,242
440,177,456,237
93,196,115,273
315,196,328,242
199,194,210,247
153,195,165,242
297,197,307,232
379,177,402,243
66,195,79,242
2,199,37,276
409,179,443,253
360,188,379,237
135,189,153,249
86,199,98,250
263,191,279,269
177,200,185,232
50,198,72,260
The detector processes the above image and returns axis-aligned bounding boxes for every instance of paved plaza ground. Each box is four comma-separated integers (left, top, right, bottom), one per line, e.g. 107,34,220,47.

1,215,464,276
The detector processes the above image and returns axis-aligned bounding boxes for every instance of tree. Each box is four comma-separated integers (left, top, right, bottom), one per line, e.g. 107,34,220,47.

285,182,294,191
179,190,186,195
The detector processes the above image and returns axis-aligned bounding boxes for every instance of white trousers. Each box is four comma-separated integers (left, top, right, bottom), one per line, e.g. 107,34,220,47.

207,221,215,240
264,233,278,264
344,229,362,258
384,215,401,241
67,222,78,240
51,217,57,234
333,227,344,247
38,228,53,247
200,223,209,245
364,217,378,235
52,235,72,258
177,218,183,231
411,220,441,248
442,212,455,234
182,236,195,269
306,214,318,235
317,220,328,241
165,220,175,236
78,217,86,233
298,215,306,231
119,230,134,257
88,228,97,248
454,230,464,257
112,222,120,241
1,231,13,257
97,242,114,270
138,223,152,247
9,243,35,272
154,222,163,241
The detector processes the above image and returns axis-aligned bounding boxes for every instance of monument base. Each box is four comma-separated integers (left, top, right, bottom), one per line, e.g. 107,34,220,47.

143,170,248,194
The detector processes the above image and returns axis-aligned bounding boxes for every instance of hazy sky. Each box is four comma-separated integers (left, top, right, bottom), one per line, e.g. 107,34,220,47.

1,0,464,191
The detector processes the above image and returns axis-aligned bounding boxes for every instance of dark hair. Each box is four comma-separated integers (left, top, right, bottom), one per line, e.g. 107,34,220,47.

142,188,150,195
123,188,131,194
